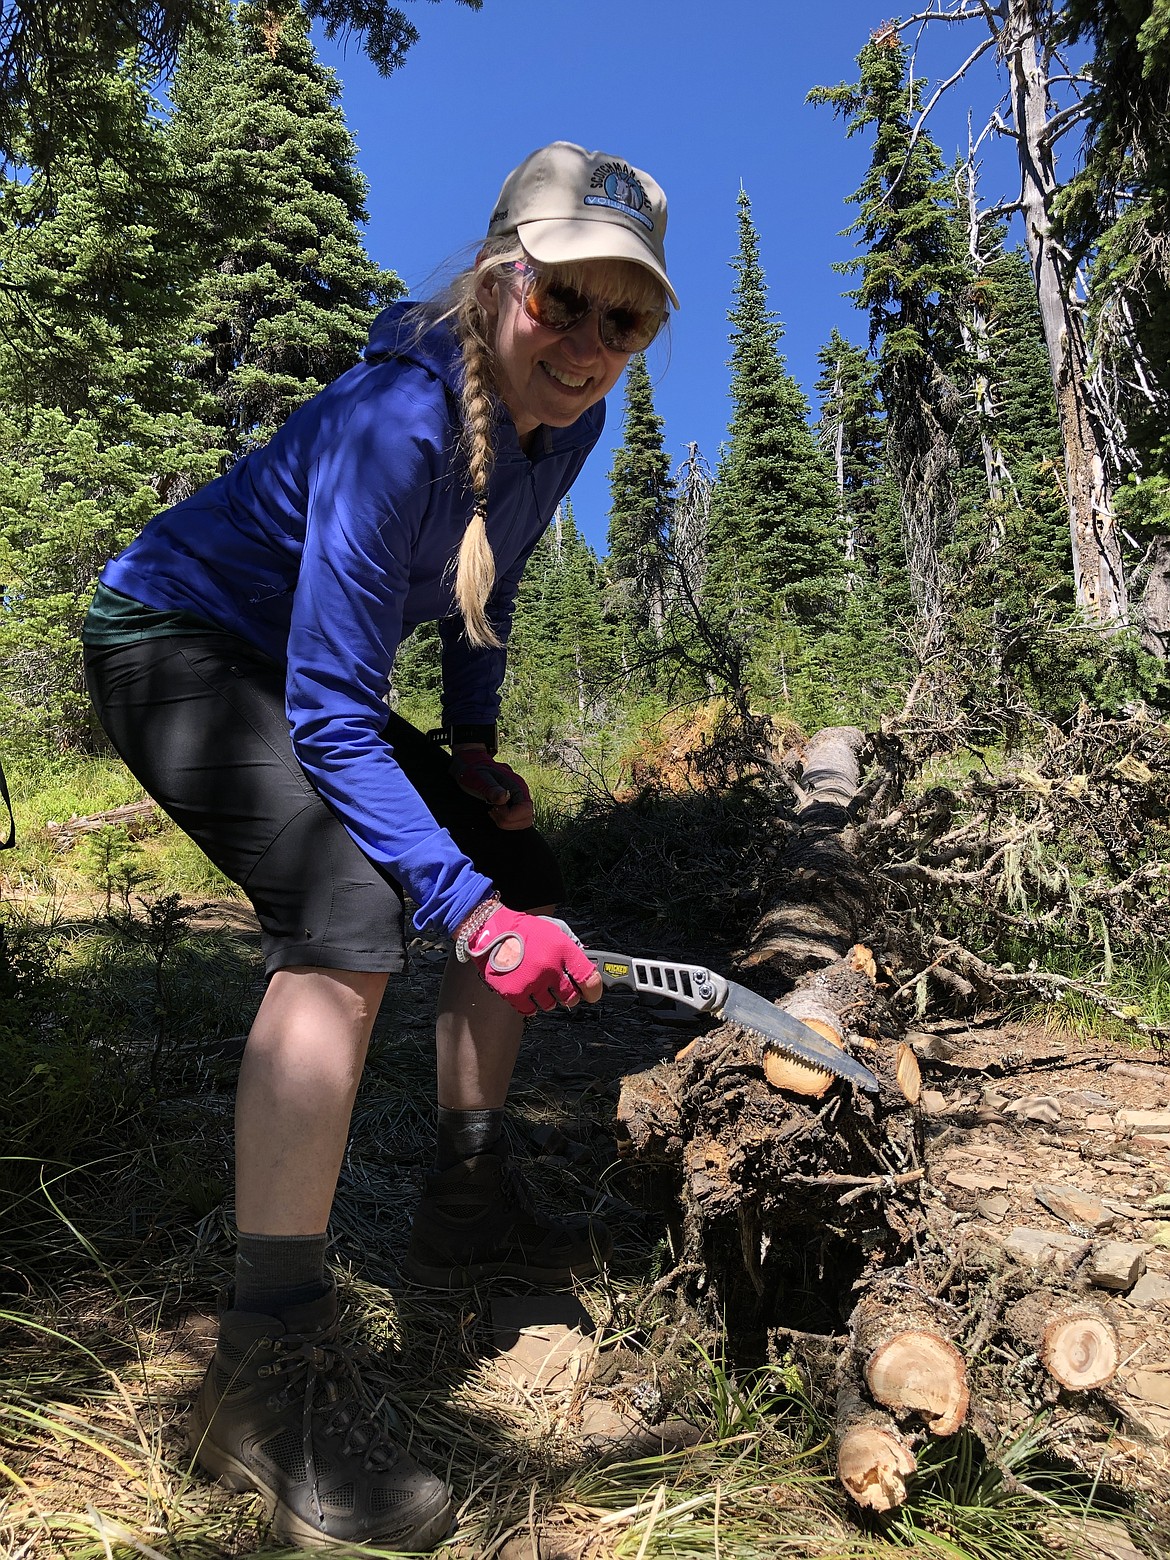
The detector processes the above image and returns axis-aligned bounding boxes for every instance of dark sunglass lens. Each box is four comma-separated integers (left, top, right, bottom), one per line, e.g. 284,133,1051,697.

601,307,660,352
533,280,591,332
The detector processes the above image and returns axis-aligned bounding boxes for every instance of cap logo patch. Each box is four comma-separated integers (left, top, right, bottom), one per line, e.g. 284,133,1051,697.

584,160,654,231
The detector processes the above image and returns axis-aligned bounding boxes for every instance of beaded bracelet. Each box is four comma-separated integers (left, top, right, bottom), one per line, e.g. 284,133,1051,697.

454,895,502,963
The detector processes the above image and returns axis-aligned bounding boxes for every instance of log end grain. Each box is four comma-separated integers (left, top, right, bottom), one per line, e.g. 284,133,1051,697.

837,1424,918,1512
866,1332,970,1436
1040,1313,1120,1390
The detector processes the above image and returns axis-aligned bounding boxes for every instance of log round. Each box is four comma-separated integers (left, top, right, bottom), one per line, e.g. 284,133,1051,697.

852,1285,969,1436
835,1379,918,1513
1004,1292,1120,1391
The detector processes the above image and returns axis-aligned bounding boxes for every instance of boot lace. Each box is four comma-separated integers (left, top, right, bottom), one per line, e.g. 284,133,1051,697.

265,1325,404,1525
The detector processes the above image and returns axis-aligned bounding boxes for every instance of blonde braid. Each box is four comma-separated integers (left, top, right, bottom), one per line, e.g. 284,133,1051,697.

454,302,501,649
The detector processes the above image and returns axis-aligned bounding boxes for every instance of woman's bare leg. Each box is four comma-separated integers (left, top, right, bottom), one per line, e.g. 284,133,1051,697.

234,966,387,1235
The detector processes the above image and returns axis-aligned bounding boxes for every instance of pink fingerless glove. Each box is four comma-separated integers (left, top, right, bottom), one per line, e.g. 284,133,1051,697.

455,900,598,1015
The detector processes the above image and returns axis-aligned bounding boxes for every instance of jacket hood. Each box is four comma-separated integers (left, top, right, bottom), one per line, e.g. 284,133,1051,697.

363,301,460,391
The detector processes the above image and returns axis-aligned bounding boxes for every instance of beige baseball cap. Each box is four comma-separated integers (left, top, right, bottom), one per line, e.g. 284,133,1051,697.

487,141,679,309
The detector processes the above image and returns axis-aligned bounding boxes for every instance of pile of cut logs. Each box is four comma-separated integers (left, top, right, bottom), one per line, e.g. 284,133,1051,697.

615,727,1170,1515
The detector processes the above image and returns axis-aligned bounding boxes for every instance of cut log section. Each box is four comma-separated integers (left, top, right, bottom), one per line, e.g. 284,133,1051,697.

744,726,873,979
852,1289,969,1436
835,1378,917,1512
1004,1291,1120,1391
895,1043,922,1104
760,943,885,1099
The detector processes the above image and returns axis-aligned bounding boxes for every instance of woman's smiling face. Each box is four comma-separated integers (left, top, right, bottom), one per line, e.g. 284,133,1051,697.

478,259,638,440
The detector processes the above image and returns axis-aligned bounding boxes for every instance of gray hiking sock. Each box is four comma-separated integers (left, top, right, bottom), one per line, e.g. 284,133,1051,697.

435,1106,505,1171
234,1230,329,1315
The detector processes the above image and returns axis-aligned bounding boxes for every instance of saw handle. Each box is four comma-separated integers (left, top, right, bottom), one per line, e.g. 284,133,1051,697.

581,949,728,1016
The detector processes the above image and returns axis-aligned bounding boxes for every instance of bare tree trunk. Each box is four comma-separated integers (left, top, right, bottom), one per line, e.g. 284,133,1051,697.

996,0,1127,622
1140,535,1170,657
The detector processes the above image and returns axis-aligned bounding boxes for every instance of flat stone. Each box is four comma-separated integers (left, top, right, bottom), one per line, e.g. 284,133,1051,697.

977,1193,1011,1223
1059,1088,1118,1111
491,1295,596,1393
1124,1369,1170,1409
1088,1240,1148,1292
1117,1109,1170,1132
921,1088,949,1116
1005,1094,1062,1124
1126,1271,1170,1307
1085,1113,1118,1131
1059,1517,1151,1560
908,1030,957,1061
947,1168,1011,1192
1033,1181,1118,1232
1003,1226,1091,1274
1134,1133,1170,1154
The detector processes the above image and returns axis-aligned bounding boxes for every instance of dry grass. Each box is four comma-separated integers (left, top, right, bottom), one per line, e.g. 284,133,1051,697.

1,844,1163,1556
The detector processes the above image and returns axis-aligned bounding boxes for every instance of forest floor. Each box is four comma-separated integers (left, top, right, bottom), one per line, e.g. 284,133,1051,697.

2,889,1168,1559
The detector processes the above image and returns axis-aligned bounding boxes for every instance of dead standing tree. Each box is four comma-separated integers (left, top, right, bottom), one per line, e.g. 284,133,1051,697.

900,1,1129,624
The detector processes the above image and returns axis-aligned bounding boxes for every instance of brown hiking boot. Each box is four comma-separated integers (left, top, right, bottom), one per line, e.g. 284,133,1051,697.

187,1286,454,1551
402,1151,612,1289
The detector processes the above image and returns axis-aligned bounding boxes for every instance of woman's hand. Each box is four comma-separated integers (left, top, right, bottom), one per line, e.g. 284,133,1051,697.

456,902,602,1015
450,743,534,830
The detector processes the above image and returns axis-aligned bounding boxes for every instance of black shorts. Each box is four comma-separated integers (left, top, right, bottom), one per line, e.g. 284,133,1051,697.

83,631,564,976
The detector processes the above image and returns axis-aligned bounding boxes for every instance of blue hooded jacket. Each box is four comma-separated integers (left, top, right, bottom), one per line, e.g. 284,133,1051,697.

99,302,605,934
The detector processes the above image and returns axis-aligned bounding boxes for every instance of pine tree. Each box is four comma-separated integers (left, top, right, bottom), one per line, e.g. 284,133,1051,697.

0,62,221,749
504,501,615,754
169,0,403,456
606,354,674,646
1,0,482,170
811,30,969,644
709,189,842,631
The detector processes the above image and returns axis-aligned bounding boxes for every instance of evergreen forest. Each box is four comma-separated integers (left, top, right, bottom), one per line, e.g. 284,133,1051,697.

3,3,1170,1557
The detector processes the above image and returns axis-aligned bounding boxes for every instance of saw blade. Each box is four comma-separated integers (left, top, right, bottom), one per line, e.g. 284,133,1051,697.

717,980,880,1093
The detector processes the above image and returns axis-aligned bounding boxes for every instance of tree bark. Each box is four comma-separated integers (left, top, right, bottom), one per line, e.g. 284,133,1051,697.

744,726,872,978
996,0,1127,623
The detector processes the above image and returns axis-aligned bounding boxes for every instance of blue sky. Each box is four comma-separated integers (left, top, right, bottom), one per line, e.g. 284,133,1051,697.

317,1,1029,553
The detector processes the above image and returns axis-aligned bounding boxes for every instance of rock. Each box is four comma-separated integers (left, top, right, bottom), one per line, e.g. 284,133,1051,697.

921,1088,949,1116
1004,1094,1061,1125
1058,1088,1117,1111
1117,1109,1170,1132
1125,1368,1170,1409
1127,1271,1170,1307
908,1030,957,1061
1134,1133,1170,1154
947,1168,1011,1192
1003,1226,1091,1274
1056,1516,1152,1560
977,1193,1011,1224
1087,1241,1148,1292
1032,1181,1118,1232
491,1295,596,1393
1084,1113,1115,1132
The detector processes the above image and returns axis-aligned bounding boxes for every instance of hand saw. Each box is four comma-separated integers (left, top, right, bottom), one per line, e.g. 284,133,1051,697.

583,946,880,1094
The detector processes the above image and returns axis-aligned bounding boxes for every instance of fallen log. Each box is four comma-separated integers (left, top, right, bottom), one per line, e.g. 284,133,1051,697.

45,799,159,851
1004,1291,1120,1392
835,1376,917,1513
744,725,873,979
850,1285,969,1436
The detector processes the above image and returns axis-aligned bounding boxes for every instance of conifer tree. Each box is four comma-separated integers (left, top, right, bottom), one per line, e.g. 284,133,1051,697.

0,62,220,748
709,190,842,630
169,0,403,456
505,501,614,754
811,31,969,645
606,353,674,645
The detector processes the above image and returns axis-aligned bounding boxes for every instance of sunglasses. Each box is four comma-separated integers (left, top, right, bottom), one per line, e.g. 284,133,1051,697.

505,262,666,353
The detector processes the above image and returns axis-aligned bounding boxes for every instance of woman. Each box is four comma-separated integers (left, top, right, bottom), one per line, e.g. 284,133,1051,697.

83,141,676,1551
